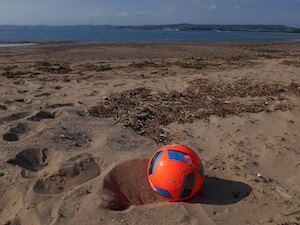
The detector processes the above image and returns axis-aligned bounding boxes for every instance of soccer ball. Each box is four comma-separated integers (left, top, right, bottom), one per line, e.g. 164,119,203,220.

147,144,204,202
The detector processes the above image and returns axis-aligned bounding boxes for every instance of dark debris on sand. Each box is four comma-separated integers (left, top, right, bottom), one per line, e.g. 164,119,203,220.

78,63,113,72
89,79,300,143
35,61,72,74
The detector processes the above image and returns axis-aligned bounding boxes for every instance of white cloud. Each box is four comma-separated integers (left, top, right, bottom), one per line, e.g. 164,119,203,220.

118,11,154,18
208,4,217,11
118,12,130,17
86,14,110,18
135,12,147,17
167,8,175,13
124,6,136,10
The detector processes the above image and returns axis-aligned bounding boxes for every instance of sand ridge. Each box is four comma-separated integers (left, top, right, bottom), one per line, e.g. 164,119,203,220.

0,41,299,225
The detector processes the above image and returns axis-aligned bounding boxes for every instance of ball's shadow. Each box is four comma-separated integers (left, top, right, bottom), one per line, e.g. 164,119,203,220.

189,176,252,205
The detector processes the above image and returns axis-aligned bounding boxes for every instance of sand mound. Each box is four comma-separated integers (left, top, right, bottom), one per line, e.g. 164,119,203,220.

100,158,161,211
7,148,57,172
34,154,100,194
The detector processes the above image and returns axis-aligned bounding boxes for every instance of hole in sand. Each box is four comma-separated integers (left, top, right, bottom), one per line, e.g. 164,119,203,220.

3,132,19,141
33,154,100,194
100,158,161,211
7,148,57,172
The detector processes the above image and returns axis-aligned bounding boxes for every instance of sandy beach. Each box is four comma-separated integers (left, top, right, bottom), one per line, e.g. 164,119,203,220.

0,40,299,225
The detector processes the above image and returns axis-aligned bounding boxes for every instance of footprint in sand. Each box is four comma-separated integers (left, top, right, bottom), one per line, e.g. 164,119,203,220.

0,112,29,125
7,148,58,172
99,158,161,211
33,154,100,195
28,110,55,121
2,122,46,142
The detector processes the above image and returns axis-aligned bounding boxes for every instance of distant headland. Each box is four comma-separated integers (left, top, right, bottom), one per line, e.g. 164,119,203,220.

120,24,300,33
1,24,300,34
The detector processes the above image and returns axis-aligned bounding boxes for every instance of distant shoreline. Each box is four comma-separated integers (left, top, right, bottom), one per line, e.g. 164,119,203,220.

1,39,300,47
1,24,300,34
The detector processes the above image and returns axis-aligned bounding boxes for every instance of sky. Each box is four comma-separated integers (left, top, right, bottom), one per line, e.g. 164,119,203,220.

0,0,300,27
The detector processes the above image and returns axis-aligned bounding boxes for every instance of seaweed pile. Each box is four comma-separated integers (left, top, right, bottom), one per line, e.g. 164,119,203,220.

89,79,299,143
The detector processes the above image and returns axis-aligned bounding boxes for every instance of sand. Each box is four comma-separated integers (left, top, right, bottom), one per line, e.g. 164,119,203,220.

0,40,299,225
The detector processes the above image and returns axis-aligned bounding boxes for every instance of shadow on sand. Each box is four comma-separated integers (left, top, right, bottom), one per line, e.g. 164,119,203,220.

189,176,252,205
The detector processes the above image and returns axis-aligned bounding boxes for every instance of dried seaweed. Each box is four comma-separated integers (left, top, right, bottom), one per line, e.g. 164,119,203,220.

89,79,299,143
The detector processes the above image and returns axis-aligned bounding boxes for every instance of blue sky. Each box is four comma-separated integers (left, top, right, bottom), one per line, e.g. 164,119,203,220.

0,0,300,27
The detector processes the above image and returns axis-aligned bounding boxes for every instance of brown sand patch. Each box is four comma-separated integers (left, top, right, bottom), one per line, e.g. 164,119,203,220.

0,185,23,223
281,60,300,68
33,154,100,194
99,158,161,211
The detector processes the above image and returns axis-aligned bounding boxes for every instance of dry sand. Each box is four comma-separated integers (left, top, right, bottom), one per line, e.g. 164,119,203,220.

0,40,299,225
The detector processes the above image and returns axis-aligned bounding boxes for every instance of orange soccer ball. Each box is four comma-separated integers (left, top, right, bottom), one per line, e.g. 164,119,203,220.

147,144,204,202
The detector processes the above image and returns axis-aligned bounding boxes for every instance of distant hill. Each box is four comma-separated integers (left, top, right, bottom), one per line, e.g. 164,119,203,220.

1,24,300,33
119,24,300,33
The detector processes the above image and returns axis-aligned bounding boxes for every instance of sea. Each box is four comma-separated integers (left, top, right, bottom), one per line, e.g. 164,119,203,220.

1,26,300,43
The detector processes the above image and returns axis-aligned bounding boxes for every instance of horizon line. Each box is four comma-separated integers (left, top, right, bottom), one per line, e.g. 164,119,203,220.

0,23,298,28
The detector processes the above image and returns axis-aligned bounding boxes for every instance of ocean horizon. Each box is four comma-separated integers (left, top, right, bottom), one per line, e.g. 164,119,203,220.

1,25,300,42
